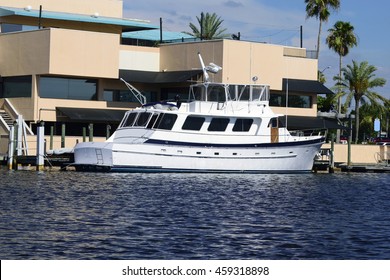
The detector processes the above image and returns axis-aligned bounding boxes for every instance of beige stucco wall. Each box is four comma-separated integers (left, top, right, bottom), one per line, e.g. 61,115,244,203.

322,143,389,164
160,40,318,87
120,45,160,71
0,0,123,18
0,29,50,76
49,28,120,78
0,28,119,78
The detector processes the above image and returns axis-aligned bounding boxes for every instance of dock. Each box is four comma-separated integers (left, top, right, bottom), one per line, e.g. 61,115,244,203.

340,164,390,173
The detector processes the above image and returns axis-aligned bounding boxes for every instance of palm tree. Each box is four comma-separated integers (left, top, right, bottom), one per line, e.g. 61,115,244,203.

326,21,358,113
336,61,386,143
186,12,229,40
305,0,340,59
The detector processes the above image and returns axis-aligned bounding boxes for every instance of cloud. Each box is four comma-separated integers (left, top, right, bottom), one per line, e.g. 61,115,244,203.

224,1,244,8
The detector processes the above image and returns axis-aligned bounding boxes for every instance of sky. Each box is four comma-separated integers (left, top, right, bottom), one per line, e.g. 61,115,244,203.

122,0,390,99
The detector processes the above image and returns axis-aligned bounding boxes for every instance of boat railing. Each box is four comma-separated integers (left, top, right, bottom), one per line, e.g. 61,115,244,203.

120,78,147,105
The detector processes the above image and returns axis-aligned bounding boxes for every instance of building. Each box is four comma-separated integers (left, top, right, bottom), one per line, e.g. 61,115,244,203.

0,0,333,155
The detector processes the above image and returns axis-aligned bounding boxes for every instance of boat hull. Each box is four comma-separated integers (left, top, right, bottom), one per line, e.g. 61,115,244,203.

73,138,324,173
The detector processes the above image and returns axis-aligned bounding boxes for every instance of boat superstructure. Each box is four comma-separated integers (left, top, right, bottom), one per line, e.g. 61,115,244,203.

73,53,325,173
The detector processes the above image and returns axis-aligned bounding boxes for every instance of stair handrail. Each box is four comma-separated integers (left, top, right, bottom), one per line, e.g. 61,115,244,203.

3,98,34,135
0,115,10,132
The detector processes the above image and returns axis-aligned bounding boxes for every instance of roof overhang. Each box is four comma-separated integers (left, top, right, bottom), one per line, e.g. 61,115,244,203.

119,69,203,84
278,116,348,130
122,30,195,42
57,107,127,123
0,7,157,32
283,79,334,95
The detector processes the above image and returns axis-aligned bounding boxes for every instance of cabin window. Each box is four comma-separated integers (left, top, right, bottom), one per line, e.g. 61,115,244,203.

182,116,205,131
134,112,151,127
146,113,159,129
154,113,177,130
269,118,279,128
208,118,230,132
124,112,137,127
233,118,254,132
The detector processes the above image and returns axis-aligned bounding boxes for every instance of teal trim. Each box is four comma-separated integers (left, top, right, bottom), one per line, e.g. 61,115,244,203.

122,30,195,42
0,7,157,31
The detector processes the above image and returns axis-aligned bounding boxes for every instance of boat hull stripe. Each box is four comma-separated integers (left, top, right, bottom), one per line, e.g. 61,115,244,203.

144,137,325,148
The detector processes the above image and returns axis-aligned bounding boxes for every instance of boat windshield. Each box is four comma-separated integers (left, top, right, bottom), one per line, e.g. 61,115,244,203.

189,83,269,102
189,83,230,102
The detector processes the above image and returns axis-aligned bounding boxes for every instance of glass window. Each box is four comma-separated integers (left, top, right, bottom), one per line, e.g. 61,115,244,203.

0,76,32,98
270,93,312,108
0,23,37,33
233,119,253,132
182,116,205,131
40,77,97,100
154,113,177,130
208,118,229,132
123,112,137,127
146,114,159,129
104,89,157,103
134,112,151,127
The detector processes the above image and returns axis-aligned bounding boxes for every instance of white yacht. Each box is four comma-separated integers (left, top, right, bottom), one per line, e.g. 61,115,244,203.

73,54,325,173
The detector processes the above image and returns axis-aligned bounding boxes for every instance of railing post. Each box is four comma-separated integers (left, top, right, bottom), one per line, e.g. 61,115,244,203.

61,123,66,148
36,121,45,171
329,133,335,173
7,124,15,170
89,123,93,142
50,126,54,150
106,124,111,139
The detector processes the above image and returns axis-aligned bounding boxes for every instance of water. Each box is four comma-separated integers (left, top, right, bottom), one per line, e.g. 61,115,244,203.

1,168,389,260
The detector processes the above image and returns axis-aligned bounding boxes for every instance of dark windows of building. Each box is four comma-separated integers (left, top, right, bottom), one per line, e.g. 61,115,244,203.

208,118,230,132
0,23,37,33
233,118,254,132
269,93,312,108
104,89,157,103
40,77,97,100
182,116,205,131
0,76,32,98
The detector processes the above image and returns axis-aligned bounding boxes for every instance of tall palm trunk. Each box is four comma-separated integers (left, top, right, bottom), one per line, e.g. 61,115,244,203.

317,20,322,59
354,97,361,143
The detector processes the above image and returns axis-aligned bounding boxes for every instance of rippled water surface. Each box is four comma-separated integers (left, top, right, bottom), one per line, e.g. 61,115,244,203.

1,168,389,259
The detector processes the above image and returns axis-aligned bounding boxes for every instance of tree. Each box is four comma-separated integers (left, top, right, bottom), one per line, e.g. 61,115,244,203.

326,21,358,113
305,0,340,59
336,61,387,143
186,12,229,40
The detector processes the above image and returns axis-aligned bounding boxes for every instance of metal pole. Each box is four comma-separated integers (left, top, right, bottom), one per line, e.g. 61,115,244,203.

38,5,42,29
160,17,163,43
36,121,45,171
300,25,303,48
83,127,86,142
